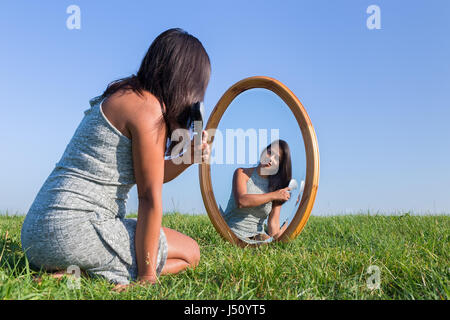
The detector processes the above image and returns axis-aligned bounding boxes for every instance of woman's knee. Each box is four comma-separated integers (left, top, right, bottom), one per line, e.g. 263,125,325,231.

179,235,200,268
163,227,200,267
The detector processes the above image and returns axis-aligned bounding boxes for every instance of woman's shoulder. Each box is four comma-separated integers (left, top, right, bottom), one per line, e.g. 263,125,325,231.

234,166,256,179
107,89,162,116
103,89,164,139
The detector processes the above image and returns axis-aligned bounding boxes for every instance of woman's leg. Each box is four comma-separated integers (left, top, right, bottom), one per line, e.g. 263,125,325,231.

160,227,200,275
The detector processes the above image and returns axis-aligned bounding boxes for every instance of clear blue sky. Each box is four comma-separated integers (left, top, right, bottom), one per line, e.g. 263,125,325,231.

1,0,449,216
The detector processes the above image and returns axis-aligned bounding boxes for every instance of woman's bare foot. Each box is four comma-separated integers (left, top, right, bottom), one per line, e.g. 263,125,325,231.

33,269,88,284
248,233,271,241
112,278,158,293
112,284,131,293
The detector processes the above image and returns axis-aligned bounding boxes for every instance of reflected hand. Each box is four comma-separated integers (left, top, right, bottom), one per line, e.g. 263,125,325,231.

272,187,291,202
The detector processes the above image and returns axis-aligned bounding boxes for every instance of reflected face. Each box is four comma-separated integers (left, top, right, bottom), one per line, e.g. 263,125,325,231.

260,144,282,176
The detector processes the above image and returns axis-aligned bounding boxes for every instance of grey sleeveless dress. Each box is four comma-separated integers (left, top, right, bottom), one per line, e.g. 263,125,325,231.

220,167,272,241
20,95,168,285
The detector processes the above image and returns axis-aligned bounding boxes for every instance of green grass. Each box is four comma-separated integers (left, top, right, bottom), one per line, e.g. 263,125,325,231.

0,212,448,299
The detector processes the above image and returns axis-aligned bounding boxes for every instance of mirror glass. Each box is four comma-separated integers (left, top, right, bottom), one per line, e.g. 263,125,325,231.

209,88,306,244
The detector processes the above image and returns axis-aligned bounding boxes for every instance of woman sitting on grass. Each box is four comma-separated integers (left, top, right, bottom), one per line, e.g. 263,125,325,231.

220,140,292,242
20,28,211,291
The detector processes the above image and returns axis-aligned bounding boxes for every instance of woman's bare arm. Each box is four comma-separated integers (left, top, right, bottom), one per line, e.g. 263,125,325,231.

233,166,290,211
233,168,275,208
267,202,288,239
163,131,209,183
164,157,192,183
128,96,167,282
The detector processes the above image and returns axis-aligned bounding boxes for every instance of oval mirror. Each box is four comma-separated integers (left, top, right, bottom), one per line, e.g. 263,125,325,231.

199,76,319,247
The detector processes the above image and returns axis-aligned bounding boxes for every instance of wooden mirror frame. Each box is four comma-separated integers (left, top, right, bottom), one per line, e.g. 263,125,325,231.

199,76,320,248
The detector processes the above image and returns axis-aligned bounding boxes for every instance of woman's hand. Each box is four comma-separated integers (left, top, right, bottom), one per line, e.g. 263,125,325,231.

190,130,210,164
271,187,291,202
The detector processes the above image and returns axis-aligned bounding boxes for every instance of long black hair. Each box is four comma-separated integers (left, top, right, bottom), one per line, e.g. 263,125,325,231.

100,28,211,156
260,139,292,205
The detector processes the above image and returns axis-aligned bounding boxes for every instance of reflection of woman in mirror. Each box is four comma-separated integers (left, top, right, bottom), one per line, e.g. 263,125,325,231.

220,139,292,242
